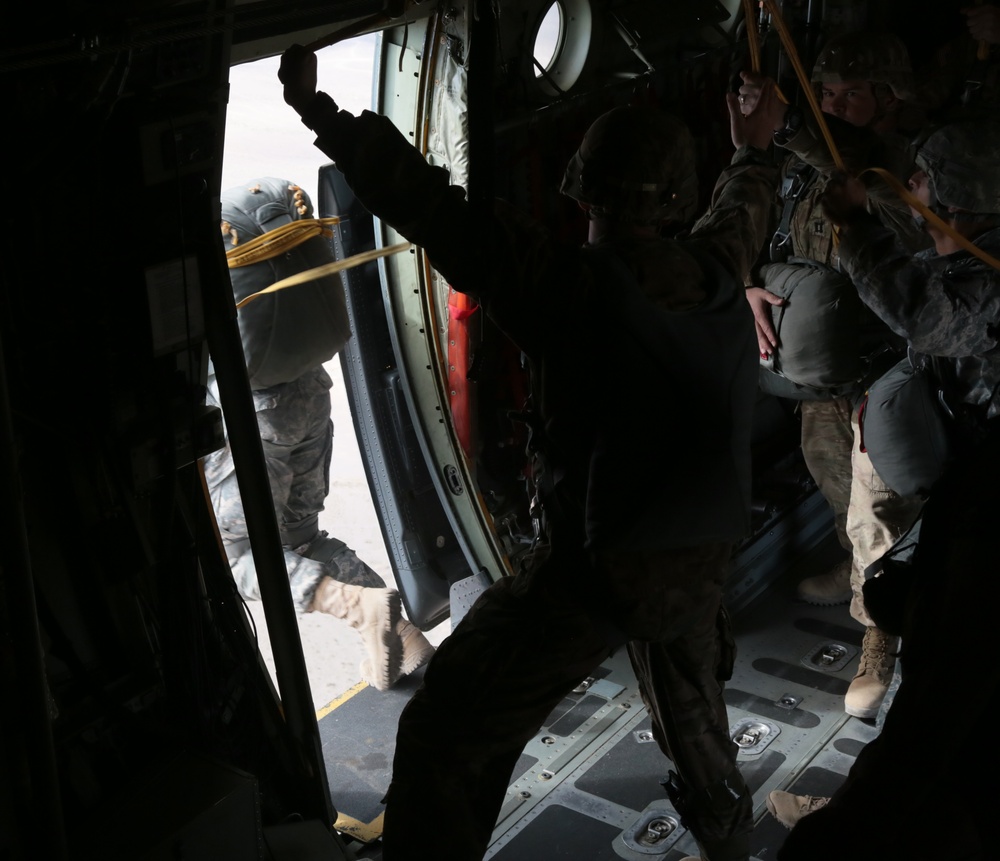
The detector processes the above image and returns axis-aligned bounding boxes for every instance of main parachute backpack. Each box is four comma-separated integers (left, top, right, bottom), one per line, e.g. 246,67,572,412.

858,356,955,499
757,257,869,400
221,177,352,389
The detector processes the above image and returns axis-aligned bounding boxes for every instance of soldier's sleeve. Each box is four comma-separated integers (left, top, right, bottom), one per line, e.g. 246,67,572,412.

297,92,578,354
865,190,933,256
782,116,932,255
778,113,879,176
838,220,1000,357
688,145,780,282
859,135,934,256
302,97,474,280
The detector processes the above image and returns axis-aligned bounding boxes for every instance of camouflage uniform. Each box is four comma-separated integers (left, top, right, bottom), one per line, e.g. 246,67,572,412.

203,367,384,611
837,132,1000,425
768,33,929,622
838,123,1000,625
294,96,779,861
778,121,1000,861
208,177,385,611
778,435,1000,859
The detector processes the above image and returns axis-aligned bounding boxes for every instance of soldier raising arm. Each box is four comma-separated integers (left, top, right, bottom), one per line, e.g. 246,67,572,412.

278,41,785,861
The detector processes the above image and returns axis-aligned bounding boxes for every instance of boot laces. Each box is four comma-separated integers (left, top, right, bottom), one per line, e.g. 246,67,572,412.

860,629,896,681
801,795,829,815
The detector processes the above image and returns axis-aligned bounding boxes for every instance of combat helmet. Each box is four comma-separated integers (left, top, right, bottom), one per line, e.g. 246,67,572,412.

811,31,916,103
559,105,698,225
221,176,314,246
915,121,1000,217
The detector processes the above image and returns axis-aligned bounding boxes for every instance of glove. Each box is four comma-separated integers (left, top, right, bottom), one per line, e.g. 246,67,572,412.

278,44,319,114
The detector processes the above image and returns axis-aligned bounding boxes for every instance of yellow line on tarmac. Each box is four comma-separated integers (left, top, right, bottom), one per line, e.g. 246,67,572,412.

315,679,369,721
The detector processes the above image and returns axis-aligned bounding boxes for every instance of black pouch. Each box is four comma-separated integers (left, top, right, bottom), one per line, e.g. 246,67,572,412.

861,514,923,637
716,604,736,682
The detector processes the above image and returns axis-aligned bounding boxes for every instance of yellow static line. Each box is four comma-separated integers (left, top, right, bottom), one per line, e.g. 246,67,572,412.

742,0,761,74
761,0,837,167
225,217,341,268
864,168,1000,272
235,241,413,309
750,1,996,264
740,0,788,102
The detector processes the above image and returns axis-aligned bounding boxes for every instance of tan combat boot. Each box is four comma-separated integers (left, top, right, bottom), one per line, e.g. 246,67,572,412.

360,618,435,686
796,557,852,605
310,577,403,691
844,625,897,719
765,790,830,829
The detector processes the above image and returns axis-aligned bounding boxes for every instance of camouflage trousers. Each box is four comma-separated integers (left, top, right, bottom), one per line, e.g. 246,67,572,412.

846,408,923,627
800,398,923,626
203,367,384,611
800,398,854,552
382,538,751,861
777,432,1000,861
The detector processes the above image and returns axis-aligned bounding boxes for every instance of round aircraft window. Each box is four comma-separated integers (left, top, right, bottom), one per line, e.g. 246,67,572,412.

531,0,592,97
533,3,563,75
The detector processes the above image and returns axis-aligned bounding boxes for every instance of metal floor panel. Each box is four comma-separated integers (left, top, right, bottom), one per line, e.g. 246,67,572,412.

322,532,878,860
483,535,872,861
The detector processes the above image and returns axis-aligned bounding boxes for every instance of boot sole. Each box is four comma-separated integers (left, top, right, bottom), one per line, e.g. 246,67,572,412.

400,639,436,675
796,594,851,606
844,703,881,719
359,591,404,691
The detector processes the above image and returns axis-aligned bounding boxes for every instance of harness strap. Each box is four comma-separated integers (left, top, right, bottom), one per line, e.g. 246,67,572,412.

770,162,818,262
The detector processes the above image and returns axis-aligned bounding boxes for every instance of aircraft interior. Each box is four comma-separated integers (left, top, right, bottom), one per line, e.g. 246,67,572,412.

2,0,982,859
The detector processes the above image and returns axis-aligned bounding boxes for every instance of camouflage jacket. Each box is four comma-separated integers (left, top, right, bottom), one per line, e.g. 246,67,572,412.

299,95,780,549
775,114,932,267
838,221,1000,425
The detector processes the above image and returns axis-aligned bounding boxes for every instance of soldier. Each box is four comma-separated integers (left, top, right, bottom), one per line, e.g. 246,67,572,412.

772,120,1000,861
739,32,930,747
917,2,1000,121
207,177,434,691
278,42,786,861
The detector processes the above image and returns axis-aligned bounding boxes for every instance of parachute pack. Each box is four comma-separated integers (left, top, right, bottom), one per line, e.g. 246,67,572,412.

858,356,955,499
221,177,352,389
757,257,873,401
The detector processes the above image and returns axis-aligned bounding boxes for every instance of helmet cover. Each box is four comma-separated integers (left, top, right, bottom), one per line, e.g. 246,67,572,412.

915,121,1000,216
221,176,314,247
811,31,916,102
559,105,699,224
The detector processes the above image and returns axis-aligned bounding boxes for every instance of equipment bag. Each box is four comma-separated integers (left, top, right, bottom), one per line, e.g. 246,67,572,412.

861,512,924,637
757,257,867,400
858,356,955,499
222,177,352,389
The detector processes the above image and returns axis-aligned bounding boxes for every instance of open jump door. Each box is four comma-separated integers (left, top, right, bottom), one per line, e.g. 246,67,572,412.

317,20,514,632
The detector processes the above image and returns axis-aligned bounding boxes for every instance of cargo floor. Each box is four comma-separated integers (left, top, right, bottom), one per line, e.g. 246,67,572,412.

317,525,874,860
